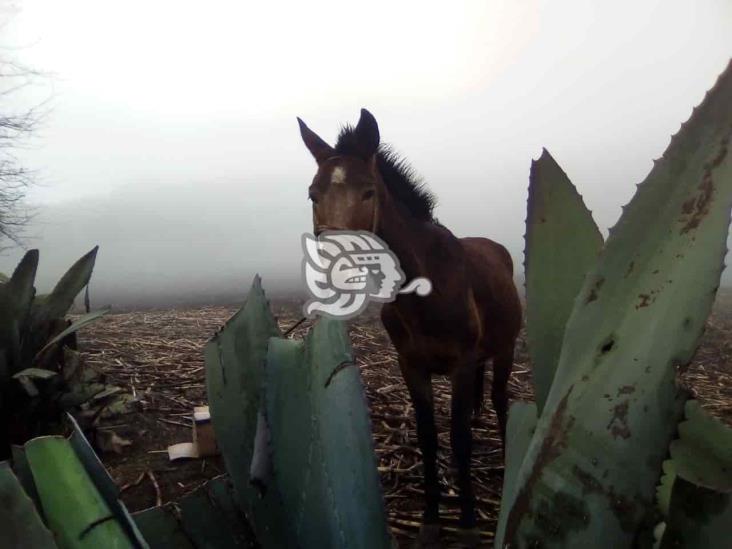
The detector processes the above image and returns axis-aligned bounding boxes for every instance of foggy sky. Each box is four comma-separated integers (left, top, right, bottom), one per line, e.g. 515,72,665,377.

1,1,731,305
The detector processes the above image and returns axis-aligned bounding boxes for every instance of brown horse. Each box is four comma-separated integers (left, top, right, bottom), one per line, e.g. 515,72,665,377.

298,109,522,544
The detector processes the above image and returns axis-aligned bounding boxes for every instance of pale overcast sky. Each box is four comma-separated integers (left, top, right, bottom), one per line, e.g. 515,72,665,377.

1,1,730,305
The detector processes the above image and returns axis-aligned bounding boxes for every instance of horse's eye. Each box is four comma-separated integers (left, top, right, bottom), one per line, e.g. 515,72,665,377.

309,191,319,204
362,189,375,201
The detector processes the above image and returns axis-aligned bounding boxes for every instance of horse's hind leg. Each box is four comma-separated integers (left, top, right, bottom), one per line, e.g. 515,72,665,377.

491,342,515,447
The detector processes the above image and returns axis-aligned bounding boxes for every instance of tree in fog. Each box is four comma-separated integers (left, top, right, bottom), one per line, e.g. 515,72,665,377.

0,55,43,250
0,1,45,251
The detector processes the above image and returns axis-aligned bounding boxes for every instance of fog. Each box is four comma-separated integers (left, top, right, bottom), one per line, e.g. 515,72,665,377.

1,1,731,306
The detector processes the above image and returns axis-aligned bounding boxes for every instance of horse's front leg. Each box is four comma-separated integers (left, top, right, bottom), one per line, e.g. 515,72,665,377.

399,358,441,545
450,361,480,546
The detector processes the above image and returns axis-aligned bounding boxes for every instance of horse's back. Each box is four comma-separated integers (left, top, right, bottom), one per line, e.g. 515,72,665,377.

460,237,513,275
460,237,522,352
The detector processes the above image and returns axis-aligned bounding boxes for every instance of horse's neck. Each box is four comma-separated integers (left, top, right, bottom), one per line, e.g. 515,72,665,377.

375,194,429,281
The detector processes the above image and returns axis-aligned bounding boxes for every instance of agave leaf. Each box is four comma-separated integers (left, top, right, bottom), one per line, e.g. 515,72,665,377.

133,478,252,549
25,435,135,548
495,401,537,548
84,283,91,313
91,386,122,401
669,400,732,491
98,393,136,419
62,347,82,381
656,459,676,518
500,60,732,547
264,318,391,549
32,246,98,322
20,248,98,369
16,375,39,397
305,319,390,548
0,250,39,375
525,150,603,413
655,401,732,548
11,445,44,516
13,368,56,397
66,413,148,547
249,407,272,490
57,386,106,409
0,461,57,548
12,367,58,380
0,318,20,381
178,477,255,548
133,507,195,549
652,460,677,549
262,338,312,538
7,249,39,320
660,478,731,549
203,276,291,547
33,308,110,364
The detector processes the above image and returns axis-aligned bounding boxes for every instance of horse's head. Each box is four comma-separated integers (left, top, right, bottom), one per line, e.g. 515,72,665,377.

297,109,382,235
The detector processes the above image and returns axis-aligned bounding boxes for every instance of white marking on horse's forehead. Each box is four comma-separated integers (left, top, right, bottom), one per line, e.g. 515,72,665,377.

331,166,347,185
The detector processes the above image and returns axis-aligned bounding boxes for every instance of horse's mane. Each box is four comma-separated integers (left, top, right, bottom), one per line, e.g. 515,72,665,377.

335,125,437,222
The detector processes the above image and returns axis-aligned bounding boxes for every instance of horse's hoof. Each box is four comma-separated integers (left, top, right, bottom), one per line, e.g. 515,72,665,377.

455,526,481,548
414,523,441,548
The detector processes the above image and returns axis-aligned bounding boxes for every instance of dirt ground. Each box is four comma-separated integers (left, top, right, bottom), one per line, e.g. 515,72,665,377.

78,290,732,548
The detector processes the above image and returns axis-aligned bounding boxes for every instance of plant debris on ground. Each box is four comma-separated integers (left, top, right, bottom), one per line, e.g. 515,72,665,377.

77,291,732,548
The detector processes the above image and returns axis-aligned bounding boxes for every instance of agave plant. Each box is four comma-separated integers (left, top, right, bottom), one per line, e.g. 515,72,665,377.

1,413,147,548
495,60,732,547
129,278,393,548
0,247,111,458
199,276,392,549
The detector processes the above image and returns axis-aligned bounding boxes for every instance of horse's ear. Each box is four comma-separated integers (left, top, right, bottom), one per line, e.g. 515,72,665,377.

354,108,380,159
297,117,335,164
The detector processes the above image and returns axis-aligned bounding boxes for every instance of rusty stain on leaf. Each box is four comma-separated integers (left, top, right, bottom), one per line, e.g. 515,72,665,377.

680,133,728,234
585,277,605,304
636,293,653,309
617,385,636,397
607,400,631,440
